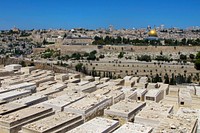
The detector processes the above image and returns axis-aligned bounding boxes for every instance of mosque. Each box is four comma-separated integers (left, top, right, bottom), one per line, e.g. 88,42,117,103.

146,27,159,40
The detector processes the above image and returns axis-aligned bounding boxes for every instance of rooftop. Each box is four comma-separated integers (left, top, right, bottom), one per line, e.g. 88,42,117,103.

22,112,82,132
68,117,119,133
145,89,162,97
136,89,147,96
64,95,108,113
113,122,153,133
154,115,197,133
143,102,173,113
105,100,145,116
0,104,52,124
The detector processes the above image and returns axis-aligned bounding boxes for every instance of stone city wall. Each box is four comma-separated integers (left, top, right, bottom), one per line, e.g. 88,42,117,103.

33,45,200,55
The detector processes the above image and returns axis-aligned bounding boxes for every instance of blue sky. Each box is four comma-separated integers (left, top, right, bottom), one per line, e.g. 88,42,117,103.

0,0,200,30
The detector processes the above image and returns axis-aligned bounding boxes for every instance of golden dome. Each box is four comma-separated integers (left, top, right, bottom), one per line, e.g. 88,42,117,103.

148,29,158,37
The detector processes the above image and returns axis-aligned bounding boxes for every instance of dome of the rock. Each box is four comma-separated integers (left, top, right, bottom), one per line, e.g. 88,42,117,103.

148,29,158,37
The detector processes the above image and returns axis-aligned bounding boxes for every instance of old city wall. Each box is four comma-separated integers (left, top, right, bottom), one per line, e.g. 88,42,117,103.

101,45,200,54
33,45,99,55
0,58,83,75
33,45,200,55
81,61,198,78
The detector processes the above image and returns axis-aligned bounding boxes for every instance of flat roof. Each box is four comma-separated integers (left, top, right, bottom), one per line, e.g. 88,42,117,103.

22,112,82,132
136,89,147,96
91,88,111,96
176,107,200,124
113,122,153,133
6,82,36,90
0,102,26,115
139,77,148,83
100,77,110,82
77,81,89,86
159,83,169,89
135,111,170,128
135,103,173,124
64,95,108,113
154,115,197,133
33,88,62,97
0,90,31,101
103,85,122,91
113,78,124,83
143,102,173,113
5,64,22,67
169,86,179,93
179,89,192,100
131,77,139,81
30,76,54,83
43,93,86,111
96,83,108,89
75,82,96,92
39,80,57,87
13,95,48,106
105,90,124,98
0,104,52,124
105,100,145,117
68,117,119,133
83,76,93,79
123,76,133,80
121,87,135,92
145,89,162,97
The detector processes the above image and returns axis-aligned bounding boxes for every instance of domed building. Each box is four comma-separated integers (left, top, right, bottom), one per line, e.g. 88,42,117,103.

146,29,159,40
148,29,158,37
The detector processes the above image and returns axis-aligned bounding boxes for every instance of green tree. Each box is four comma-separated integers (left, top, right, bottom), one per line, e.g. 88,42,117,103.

87,54,96,60
180,54,187,61
104,36,111,44
118,52,124,58
189,54,195,60
116,36,122,44
75,63,83,72
152,74,162,83
155,55,170,62
186,75,192,83
170,73,176,85
20,61,26,67
137,55,151,62
81,66,87,74
196,52,200,59
43,38,47,45
94,36,102,41
160,51,163,55
64,55,70,60
195,52,200,70
93,36,105,45
99,54,105,59
41,52,53,59
28,62,35,66
90,50,97,55
195,59,200,70
63,33,67,38
164,73,170,84
176,74,186,84
71,53,81,60
87,50,97,60
83,52,89,57
181,38,187,45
